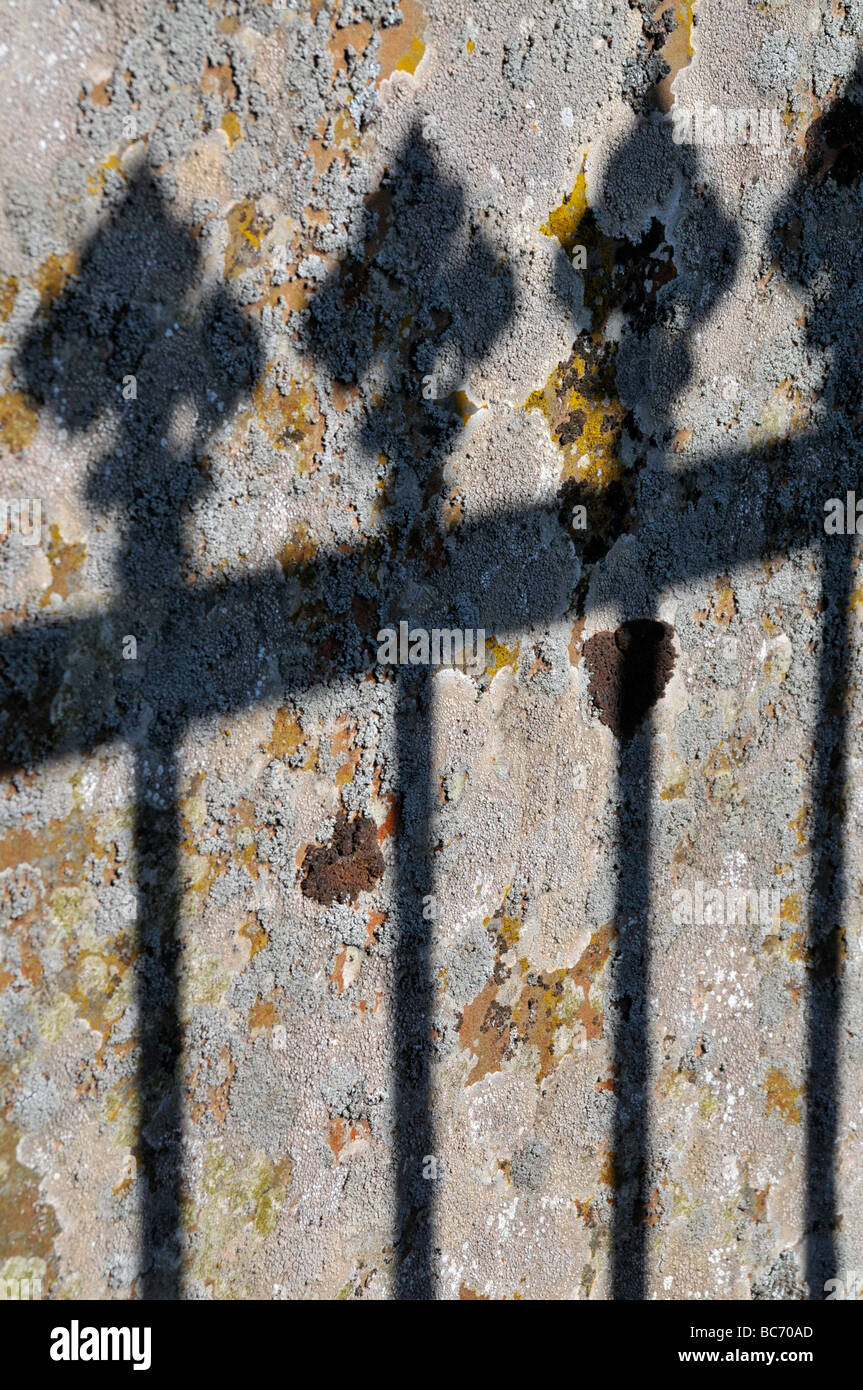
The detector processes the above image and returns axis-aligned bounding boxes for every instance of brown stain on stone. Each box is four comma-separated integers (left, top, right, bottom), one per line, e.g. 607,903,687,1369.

300,811,385,906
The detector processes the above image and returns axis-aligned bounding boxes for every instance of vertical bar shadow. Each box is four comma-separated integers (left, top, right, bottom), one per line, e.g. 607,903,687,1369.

806,538,850,1295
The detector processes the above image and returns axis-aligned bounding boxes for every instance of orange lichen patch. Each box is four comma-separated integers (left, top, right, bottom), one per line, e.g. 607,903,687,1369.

89,79,112,107
327,1115,371,1161
672,427,693,453
0,274,18,322
789,804,810,853
599,1150,615,1186
327,19,373,75
202,57,237,103
33,251,77,311
459,1284,489,1299
332,717,361,787
239,913,269,960
377,0,427,81
0,807,113,885
763,1067,802,1124
459,921,614,1086
254,376,324,464
266,706,305,759
220,111,243,146
364,910,386,947
375,791,398,845
442,489,464,529
693,575,737,628
0,390,38,453
653,2,697,113
277,522,317,578
189,1045,236,1125
248,990,281,1034
224,199,271,279
69,936,135,1037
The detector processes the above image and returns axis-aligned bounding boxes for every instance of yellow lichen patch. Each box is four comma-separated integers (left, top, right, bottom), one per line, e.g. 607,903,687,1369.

220,111,243,146
191,1146,293,1294
789,803,810,853
224,199,271,279
0,274,18,322
780,892,799,924
377,0,426,81
653,2,697,113
266,705,305,758
239,913,269,961
395,35,425,73
33,251,77,310
86,153,126,198
278,521,317,573
486,637,518,675
332,716,361,787
529,158,670,492
540,163,589,256
660,759,688,800
0,390,38,453
39,525,86,607
750,380,807,447
253,376,324,466
763,1067,802,1124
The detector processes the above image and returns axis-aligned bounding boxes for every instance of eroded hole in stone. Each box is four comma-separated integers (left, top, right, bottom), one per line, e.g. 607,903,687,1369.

583,619,676,741
300,810,385,905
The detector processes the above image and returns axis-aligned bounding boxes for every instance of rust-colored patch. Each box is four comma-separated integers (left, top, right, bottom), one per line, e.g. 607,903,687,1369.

327,1114,371,1161
763,1067,802,1124
459,1283,489,1299
584,621,676,741
189,1045,236,1125
300,811,385,906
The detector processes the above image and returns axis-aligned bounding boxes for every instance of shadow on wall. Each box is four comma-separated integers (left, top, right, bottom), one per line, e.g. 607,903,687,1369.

1,47,860,1296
